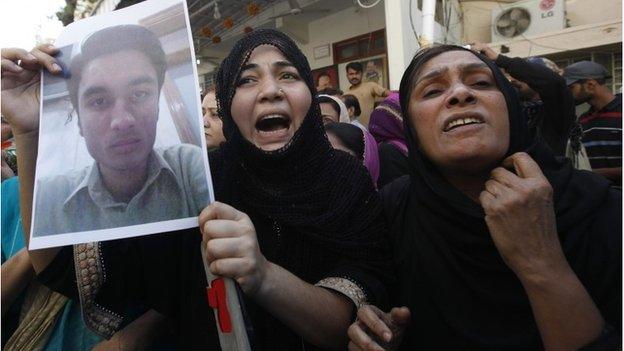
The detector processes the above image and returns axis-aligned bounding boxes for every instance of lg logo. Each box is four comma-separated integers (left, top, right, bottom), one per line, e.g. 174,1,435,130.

539,0,556,19
541,11,555,19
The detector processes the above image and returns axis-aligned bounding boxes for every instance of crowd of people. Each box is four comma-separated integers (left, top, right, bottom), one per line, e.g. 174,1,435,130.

1,26,621,351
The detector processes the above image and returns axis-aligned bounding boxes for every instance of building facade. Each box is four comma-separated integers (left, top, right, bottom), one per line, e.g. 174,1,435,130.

461,0,622,92
70,0,620,93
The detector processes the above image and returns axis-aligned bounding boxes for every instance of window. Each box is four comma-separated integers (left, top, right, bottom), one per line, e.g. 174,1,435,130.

333,29,386,64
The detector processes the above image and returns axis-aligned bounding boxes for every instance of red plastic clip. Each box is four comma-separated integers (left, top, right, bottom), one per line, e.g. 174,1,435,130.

206,278,233,333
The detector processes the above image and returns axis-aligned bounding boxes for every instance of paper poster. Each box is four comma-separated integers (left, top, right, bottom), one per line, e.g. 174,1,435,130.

30,0,213,249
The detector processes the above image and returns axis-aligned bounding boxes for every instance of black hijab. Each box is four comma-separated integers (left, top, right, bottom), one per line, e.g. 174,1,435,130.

211,29,384,257
384,45,621,350
211,30,387,258
209,29,391,349
325,122,366,161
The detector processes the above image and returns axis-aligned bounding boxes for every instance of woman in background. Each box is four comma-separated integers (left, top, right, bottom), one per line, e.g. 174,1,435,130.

318,94,349,124
325,122,379,187
342,94,366,130
369,93,409,188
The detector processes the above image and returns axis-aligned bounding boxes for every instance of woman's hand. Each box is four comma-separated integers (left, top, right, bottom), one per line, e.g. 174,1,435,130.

1,45,61,136
481,152,607,351
199,202,269,296
469,42,499,61
479,152,567,281
347,305,410,351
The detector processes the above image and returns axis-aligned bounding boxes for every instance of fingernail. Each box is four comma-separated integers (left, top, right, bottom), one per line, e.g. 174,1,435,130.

52,63,62,72
383,331,391,342
26,53,36,61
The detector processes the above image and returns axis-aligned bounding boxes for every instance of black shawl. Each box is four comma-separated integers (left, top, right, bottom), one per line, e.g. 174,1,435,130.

382,46,621,350
213,29,389,265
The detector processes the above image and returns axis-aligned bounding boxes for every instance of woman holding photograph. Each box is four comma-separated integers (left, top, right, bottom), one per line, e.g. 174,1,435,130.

347,46,621,350
1,29,391,350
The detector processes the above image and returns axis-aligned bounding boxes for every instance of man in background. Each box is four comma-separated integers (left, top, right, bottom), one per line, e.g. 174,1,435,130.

346,61,388,127
564,61,621,185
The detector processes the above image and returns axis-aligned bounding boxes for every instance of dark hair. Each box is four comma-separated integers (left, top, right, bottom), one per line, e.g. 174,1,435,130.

205,84,216,94
342,94,361,117
67,25,167,113
325,122,364,161
318,87,343,96
201,85,216,102
318,95,341,116
346,61,363,73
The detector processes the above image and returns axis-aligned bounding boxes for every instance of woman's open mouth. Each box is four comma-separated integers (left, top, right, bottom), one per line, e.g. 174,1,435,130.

256,114,291,133
443,115,484,132
254,113,294,150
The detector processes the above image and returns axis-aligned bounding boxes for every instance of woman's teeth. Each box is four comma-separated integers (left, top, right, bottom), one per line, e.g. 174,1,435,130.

446,117,482,131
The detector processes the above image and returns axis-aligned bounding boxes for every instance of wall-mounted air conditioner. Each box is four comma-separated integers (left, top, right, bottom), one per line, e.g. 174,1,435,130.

491,0,566,42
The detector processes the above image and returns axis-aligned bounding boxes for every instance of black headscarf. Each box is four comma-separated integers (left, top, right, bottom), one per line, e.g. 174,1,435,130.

211,29,388,259
384,45,621,350
325,122,365,161
210,29,391,349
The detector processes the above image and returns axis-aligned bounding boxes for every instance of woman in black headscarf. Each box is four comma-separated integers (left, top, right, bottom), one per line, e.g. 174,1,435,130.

4,29,391,349
347,45,620,350
197,29,392,349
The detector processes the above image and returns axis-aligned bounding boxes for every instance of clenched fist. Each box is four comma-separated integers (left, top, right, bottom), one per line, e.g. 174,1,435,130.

199,202,269,296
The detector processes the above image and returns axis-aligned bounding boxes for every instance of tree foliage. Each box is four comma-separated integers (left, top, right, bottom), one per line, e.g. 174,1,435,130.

56,0,77,26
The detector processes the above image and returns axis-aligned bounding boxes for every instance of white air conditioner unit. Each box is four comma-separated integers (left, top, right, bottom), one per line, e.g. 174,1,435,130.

491,0,565,42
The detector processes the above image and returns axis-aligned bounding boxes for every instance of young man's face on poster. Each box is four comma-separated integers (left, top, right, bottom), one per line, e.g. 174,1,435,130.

77,49,160,172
